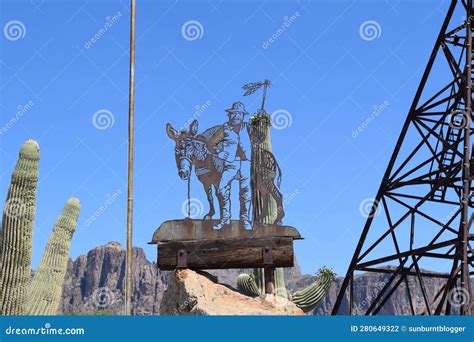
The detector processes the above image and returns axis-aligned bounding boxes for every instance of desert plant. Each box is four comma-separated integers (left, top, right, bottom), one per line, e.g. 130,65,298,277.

237,273,260,297
250,112,272,127
0,140,39,315
291,267,336,313
238,267,336,312
0,139,80,316
249,268,287,298
26,198,80,315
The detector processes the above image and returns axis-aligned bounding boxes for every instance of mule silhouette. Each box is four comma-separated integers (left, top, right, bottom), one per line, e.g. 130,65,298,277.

167,119,284,225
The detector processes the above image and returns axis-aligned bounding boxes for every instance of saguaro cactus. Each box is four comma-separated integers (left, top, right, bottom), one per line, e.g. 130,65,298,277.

250,110,287,297
238,267,336,312
0,140,39,315
291,267,336,313
26,198,80,315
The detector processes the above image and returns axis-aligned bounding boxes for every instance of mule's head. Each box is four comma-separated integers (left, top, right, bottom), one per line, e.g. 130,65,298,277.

166,120,199,180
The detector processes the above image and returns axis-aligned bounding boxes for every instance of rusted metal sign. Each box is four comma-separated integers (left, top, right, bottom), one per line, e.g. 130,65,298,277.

151,80,300,273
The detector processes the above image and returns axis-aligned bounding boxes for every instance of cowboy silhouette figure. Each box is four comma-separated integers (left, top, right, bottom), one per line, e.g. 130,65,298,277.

214,101,252,230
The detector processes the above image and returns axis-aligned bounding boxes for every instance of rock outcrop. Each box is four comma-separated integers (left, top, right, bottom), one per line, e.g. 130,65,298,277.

159,269,303,315
312,268,467,315
60,242,167,315
59,242,466,316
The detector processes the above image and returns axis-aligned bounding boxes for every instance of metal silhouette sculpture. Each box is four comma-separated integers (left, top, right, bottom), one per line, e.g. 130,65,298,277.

166,91,284,229
153,80,301,298
252,143,284,224
166,120,225,221
244,80,285,225
212,101,253,230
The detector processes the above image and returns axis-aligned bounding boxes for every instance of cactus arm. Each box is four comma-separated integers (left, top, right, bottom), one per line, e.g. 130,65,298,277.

291,267,336,313
26,198,80,315
252,268,265,294
240,268,288,298
251,267,288,298
274,267,288,298
0,140,39,315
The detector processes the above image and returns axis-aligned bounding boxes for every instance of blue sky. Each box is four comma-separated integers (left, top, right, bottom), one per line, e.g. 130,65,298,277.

0,0,462,275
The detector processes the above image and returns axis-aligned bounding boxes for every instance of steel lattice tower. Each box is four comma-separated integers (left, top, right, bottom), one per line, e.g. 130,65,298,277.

332,0,473,315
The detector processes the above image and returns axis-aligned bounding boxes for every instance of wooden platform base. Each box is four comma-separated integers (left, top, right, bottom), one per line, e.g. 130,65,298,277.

150,219,302,243
150,219,302,271
157,236,294,270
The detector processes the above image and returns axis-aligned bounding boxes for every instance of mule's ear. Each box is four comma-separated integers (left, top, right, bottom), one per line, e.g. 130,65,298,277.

166,123,178,140
189,119,199,136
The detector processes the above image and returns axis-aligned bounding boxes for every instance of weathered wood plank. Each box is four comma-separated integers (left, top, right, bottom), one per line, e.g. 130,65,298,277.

157,237,294,270
150,219,302,243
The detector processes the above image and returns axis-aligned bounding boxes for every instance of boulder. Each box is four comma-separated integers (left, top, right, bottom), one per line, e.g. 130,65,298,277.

160,269,304,315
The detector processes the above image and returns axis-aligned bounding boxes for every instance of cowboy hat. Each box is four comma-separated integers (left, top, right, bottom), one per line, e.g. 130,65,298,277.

225,101,248,115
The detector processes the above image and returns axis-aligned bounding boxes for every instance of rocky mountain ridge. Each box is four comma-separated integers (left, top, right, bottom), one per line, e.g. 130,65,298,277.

59,242,461,315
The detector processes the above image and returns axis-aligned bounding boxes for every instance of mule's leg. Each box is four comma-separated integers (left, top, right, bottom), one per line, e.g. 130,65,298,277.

202,181,215,220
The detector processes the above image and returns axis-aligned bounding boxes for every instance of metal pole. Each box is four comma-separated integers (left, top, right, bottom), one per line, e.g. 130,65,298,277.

461,0,472,316
125,0,136,316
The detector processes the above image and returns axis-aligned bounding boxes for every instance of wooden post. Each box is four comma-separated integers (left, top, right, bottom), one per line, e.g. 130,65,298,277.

264,266,275,294
125,0,136,316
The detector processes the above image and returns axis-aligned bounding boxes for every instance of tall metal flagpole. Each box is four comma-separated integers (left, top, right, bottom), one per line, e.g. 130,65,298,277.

125,0,136,316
